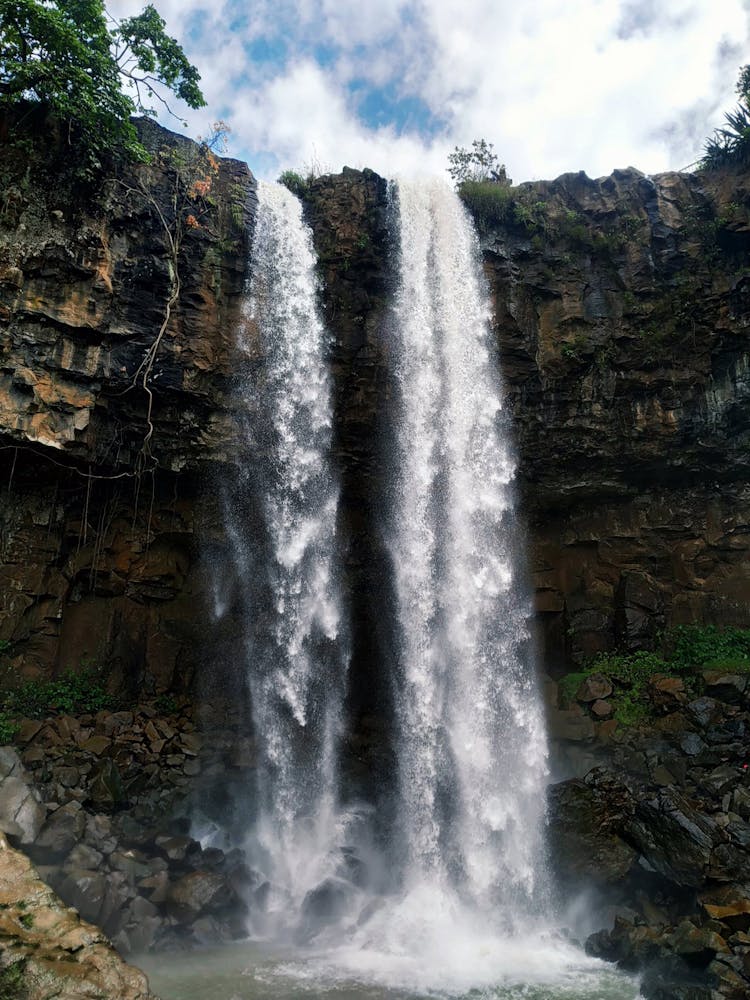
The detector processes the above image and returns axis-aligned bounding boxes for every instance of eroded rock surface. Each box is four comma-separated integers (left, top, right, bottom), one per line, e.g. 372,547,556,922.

0,831,158,999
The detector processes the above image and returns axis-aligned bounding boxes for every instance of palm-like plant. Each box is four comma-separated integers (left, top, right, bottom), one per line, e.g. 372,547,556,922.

701,66,750,169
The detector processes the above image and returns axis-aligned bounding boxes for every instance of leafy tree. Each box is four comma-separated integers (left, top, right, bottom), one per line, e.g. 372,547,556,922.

701,64,750,169
0,0,205,166
447,139,511,187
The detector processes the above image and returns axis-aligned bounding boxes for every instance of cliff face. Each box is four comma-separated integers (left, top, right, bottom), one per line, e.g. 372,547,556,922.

482,167,750,668
1,123,749,695
299,163,750,679
0,123,255,691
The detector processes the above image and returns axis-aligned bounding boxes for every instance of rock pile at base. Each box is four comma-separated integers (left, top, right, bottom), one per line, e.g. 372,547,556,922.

548,669,750,999
0,702,253,954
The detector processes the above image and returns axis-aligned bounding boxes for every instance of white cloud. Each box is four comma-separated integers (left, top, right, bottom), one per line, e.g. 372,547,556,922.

107,0,750,181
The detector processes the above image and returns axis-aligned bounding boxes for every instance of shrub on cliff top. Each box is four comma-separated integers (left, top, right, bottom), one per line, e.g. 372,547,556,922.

702,64,750,170
0,0,205,172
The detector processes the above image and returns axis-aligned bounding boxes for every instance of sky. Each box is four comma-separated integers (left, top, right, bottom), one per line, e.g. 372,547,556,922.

108,0,750,183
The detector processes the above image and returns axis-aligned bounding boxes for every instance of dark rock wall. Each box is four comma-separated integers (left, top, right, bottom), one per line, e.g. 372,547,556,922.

0,124,255,691
482,167,750,668
1,123,749,694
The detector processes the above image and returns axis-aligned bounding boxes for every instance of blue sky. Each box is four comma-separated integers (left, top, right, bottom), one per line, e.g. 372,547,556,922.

109,0,750,182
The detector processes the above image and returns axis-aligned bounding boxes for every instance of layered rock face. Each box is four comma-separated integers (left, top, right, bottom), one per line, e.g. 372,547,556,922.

2,124,750,1000
481,168,750,669
2,125,748,689
0,122,255,692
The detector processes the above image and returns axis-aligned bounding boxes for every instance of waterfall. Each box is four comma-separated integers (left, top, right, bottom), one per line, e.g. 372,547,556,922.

235,180,348,930
386,178,549,918
184,178,638,999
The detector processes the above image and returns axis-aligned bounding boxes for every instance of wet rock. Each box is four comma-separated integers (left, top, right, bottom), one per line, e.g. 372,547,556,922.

650,676,687,710
110,849,151,881
625,789,719,887
88,757,127,810
299,876,356,936
586,916,665,969
166,870,236,922
680,732,706,757
688,698,722,729
702,670,747,706
548,707,596,741
58,869,108,924
33,802,85,859
84,813,117,855
154,833,201,863
591,699,613,718
0,753,46,844
699,886,750,930
667,919,729,960
65,843,104,870
547,776,637,886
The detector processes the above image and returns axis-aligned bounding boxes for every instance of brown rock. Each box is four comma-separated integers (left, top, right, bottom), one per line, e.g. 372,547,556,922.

575,673,613,703
590,699,612,718
16,720,44,744
166,870,235,922
0,831,157,998
80,736,110,756
548,708,596,742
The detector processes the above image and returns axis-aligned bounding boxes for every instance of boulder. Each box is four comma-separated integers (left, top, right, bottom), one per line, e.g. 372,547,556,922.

166,870,236,922
548,707,596,741
88,758,127,810
625,789,719,888
546,776,637,886
33,802,86,859
299,876,356,938
0,767,46,845
576,672,613,702
58,869,108,924
702,670,747,706
0,831,157,998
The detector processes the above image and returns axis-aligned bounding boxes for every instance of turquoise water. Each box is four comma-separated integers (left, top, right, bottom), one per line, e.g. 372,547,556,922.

138,939,641,1000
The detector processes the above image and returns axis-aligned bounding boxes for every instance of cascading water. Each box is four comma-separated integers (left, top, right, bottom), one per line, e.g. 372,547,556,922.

388,178,549,914
234,180,349,932
156,177,640,1000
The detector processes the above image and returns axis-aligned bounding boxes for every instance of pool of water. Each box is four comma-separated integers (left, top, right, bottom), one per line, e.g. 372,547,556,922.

137,937,641,1000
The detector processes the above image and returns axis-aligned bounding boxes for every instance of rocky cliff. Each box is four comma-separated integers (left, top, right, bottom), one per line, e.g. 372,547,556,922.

3,122,750,1000
2,124,749,694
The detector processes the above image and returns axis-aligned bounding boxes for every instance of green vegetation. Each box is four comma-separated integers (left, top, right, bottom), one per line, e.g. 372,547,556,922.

563,625,750,726
457,179,514,227
154,692,178,715
278,169,310,198
447,139,510,186
668,623,750,671
702,65,750,170
0,959,26,1000
0,0,205,173
0,667,114,744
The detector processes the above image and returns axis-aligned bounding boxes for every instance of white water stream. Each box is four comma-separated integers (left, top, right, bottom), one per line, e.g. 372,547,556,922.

237,180,349,930
179,178,639,1000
